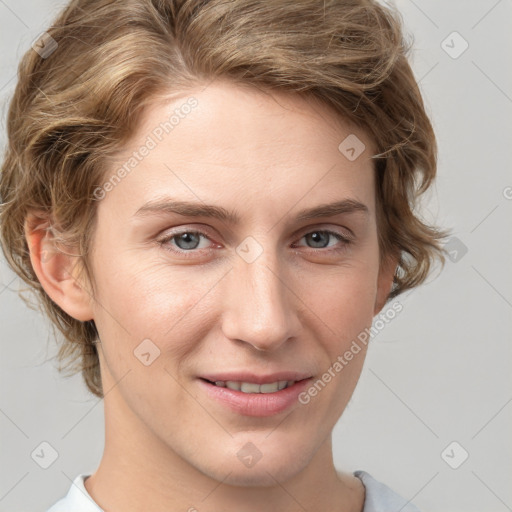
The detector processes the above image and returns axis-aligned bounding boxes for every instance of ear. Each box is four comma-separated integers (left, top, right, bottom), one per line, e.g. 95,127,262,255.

374,252,399,315
24,212,95,322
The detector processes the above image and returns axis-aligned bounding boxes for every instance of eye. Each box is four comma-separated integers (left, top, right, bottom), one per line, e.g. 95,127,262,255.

294,230,353,252
157,230,214,257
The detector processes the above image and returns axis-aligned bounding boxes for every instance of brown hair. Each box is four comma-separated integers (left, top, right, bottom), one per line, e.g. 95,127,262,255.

0,0,449,398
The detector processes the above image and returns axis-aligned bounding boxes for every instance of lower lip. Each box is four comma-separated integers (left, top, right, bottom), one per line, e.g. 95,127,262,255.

198,378,312,417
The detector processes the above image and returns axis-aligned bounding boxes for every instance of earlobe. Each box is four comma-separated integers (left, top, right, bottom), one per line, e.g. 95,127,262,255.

374,254,399,315
24,213,95,322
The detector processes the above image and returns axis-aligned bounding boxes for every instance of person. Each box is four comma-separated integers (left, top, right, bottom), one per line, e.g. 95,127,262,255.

0,0,449,510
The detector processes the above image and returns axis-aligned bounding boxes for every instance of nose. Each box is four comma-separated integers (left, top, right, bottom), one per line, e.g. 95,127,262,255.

220,249,301,352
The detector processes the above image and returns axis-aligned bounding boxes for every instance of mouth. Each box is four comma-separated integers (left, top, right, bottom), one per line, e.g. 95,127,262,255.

202,379,297,394
197,373,313,417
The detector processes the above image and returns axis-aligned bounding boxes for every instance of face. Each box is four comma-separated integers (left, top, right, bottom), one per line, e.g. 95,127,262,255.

83,80,393,486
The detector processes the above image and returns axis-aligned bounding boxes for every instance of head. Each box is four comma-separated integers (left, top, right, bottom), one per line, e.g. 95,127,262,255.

1,0,447,486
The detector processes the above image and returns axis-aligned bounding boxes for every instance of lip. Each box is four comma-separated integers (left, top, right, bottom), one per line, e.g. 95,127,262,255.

198,373,313,417
200,371,312,384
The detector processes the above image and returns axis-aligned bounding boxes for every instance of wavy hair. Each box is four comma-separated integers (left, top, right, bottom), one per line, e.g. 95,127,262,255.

0,0,449,398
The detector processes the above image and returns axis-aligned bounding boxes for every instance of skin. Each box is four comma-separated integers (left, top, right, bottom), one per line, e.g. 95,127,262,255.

26,79,397,512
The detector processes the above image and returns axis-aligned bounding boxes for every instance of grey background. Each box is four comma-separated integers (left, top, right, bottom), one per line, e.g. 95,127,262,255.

1,1,511,511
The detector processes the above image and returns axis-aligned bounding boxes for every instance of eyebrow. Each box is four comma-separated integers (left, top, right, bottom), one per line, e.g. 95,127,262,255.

133,197,369,223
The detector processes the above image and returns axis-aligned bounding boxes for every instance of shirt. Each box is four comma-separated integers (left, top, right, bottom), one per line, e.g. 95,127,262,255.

46,470,421,512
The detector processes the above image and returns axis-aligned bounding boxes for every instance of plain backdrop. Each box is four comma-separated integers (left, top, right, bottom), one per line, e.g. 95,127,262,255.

1,1,511,511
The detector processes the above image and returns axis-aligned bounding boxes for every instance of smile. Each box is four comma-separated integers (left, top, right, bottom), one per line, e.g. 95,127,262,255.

210,380,296,393
198,376,312,417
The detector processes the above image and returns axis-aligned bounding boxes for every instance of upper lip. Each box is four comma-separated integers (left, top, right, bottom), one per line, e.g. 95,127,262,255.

200,371,313,384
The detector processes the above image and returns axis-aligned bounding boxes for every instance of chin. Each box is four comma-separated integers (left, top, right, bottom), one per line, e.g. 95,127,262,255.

197,442,312,487
206,463,301,488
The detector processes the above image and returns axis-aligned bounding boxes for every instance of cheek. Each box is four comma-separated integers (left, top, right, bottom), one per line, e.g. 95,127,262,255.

303,266,377,419
90,254,218,360
308,259,379,346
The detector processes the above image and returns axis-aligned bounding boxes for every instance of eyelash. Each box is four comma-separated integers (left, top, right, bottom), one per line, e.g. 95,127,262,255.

156,228,354,259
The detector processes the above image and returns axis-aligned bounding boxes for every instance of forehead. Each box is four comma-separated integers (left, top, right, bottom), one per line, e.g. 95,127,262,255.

143,80,373,152
102,80,377,219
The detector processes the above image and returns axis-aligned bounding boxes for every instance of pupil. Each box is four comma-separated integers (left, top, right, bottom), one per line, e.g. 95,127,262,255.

176,232,199,250
308,232,328,248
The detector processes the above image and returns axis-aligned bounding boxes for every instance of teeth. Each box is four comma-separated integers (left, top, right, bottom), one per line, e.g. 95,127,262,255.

215,380,296,393
260,382,280,393
240,382,261,393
